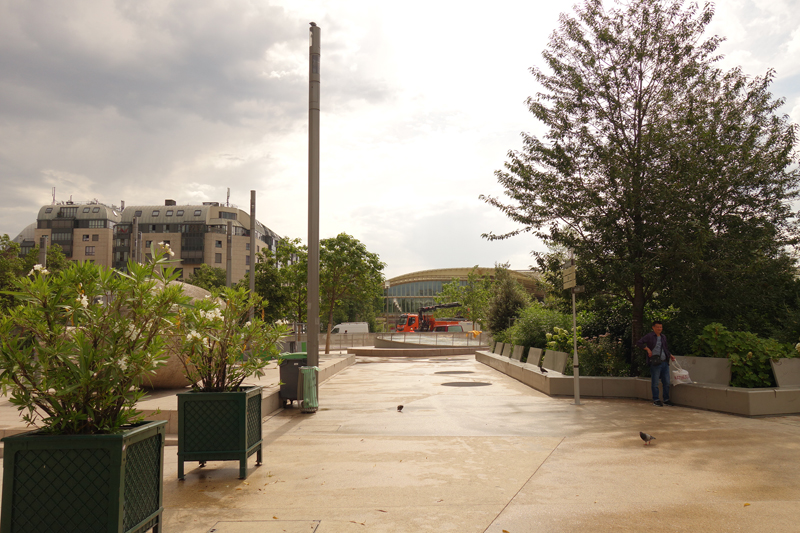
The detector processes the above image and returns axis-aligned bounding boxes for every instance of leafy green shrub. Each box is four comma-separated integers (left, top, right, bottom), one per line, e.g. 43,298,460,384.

0,249,188,434
692,323,796,388
179,286,290,392
505,303,571,349
546,326,583,352
574,335,631,377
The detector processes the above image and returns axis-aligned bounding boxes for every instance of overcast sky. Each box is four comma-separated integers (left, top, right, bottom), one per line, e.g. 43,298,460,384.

1,0,798,278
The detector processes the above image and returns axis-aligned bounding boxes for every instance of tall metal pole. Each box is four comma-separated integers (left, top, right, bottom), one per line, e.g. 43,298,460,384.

38,235,48,268
226,221,232,288
249,190,256,321
571,250,581,405
307,22,321,368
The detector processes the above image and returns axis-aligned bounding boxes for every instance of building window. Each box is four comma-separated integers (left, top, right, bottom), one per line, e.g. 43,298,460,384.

51,232,72,241
245,242,250,250
85,246,95,256
194,210,202,216
146,240,152,248
215,253,222,263
88,220,105,228
166,210,173,216
215,240,222,248
219,211,237,220
152,210,160,217
176,210,184,216
134,210,143,217
82,234,90,242
83,207,90,213
245,255,250,265
92,207,100,213
150,225,157,231
92,234,99,241
45,207,53,213
60,207,78,217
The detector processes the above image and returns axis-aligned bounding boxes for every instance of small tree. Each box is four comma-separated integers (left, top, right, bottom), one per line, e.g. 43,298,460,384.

435,267,493,329
320,234,385,354
186,264,227,292
486,265,531,334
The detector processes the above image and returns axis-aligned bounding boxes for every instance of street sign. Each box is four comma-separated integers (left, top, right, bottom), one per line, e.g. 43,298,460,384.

562,265,576,289
572,285,585,294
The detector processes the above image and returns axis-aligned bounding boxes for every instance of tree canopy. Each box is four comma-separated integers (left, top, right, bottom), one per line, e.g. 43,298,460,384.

185,264,227,292
482,0,799,372
435,266,493,330
319,233,385,353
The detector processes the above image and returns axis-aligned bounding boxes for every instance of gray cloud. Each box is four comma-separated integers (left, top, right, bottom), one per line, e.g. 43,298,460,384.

0,0,394,238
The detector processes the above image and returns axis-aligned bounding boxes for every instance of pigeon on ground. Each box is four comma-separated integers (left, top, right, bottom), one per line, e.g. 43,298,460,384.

640,431,656,445
397,405,403,412
539,366,548,374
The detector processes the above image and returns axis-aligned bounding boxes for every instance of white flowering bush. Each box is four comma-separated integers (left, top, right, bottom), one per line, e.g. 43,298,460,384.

179,286,290,392
0,250,188,434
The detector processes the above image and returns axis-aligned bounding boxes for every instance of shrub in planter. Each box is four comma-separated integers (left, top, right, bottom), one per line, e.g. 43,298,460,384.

0,247,187,532
176,286,289,480
692,323,797,388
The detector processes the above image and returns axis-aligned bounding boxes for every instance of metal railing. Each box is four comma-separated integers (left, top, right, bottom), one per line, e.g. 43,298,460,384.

376,332,490,347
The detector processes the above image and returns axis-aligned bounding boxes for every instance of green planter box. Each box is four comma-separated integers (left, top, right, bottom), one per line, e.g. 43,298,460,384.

177,385,263,480
1,420,166,533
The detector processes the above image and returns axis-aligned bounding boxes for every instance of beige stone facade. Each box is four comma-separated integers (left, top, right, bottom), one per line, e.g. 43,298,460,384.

30,200,280,284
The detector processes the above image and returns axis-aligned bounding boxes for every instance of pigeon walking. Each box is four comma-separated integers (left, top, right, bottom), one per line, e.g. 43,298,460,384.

640,431,656,445
539,366,548,374
397,405,403,412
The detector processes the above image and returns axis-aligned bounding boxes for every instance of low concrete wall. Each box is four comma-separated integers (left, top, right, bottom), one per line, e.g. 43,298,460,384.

349,346,486,357
477,350,800,417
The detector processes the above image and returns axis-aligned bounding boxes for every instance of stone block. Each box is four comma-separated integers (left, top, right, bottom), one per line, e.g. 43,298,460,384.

527,347,543,367
493,342,505,355
511,345,524,361
542,350,568,373
575,376,603,396
601,377,637,398
673,356,731,386
502,344,513,358
771,358,800,388
548,375,573,396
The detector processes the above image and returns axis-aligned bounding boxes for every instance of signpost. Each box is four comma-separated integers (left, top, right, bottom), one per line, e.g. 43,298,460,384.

562,258,581,405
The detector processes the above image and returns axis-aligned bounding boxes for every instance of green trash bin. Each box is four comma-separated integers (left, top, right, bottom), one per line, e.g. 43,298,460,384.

279,352,307,406
299,366,319,413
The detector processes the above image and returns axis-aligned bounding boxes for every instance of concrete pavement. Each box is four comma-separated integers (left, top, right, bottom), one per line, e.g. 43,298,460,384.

4,353,800,531
158,354,800,532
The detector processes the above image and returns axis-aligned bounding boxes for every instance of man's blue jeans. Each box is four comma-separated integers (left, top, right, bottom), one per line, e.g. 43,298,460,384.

651,361,671,402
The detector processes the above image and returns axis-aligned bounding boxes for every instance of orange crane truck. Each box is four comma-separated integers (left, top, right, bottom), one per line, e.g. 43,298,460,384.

395,302,463,332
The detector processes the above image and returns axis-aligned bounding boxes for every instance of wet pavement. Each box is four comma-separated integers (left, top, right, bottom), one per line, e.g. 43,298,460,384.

6,353,800,532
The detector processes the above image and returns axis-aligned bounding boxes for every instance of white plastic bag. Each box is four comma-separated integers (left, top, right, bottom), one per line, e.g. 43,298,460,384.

671,361,691,385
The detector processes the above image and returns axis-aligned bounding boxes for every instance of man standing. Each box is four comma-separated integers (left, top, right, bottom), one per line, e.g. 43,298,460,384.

637,321,676,406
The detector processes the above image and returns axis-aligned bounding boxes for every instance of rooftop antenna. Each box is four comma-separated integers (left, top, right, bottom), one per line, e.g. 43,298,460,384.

52,187,56,205
226,188,230,207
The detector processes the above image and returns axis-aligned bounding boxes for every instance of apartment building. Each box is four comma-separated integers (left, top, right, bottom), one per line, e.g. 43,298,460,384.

34,202,121,265
30,199,281,283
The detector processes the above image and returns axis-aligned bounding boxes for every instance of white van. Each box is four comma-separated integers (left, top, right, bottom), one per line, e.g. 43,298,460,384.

331,322,369,334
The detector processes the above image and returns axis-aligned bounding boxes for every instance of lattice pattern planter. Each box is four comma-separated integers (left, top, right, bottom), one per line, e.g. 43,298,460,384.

177,386,262,480
0,420,166,533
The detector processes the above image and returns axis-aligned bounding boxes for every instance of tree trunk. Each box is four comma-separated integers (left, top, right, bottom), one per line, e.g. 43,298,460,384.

324,322,331,354
631,272,646,376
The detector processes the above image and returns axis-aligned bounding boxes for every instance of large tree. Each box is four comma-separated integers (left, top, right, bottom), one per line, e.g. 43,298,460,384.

481,0,799,373
435,266,493,330
319,233,385,354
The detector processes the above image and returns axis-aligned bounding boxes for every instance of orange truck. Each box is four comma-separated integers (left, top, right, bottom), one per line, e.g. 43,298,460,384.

395,303,464,332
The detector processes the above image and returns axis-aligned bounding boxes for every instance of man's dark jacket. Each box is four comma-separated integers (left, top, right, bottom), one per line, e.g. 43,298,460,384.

636,331,672,366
